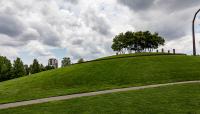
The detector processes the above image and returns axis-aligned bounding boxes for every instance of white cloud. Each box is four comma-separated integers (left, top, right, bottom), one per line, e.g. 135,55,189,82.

25,41,54,57
0,0,200,65
160,33,200,54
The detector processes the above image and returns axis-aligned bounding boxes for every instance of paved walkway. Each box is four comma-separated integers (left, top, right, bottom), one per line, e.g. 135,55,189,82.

0,80,200,110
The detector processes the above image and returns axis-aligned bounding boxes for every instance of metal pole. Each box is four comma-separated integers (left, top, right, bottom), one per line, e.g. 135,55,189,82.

192,9,200,56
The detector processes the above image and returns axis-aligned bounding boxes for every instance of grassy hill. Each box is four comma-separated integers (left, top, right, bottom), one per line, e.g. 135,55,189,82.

0,83,199,114
96,52,186,60
0,53,200,104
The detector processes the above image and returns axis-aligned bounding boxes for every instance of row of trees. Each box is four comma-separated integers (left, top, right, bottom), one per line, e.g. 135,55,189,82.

61,57,85,67
111,31,165,54
0,56,54,82
0,56,85,82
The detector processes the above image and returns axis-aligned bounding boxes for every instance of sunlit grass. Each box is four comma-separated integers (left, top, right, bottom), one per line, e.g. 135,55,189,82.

0,53,199,104
1,83,199,114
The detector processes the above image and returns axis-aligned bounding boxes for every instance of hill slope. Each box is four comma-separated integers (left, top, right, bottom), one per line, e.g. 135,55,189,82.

0,54,200,104
0,83,199,114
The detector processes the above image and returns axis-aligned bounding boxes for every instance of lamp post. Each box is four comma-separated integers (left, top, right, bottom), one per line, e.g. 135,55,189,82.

192,9,200,56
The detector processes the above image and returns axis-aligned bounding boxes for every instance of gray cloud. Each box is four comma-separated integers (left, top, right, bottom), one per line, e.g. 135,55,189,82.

118,0,200,40
118,0,154,11
31,23,61,47
36,50,52,56
154,23,187,40
84,10,111,36
0,34,25,47
1,0,200,64
118,0,200,13
156,0,200,12
20,28,40,41
42,34,60,47
72,39,84,45
1,41,24,47
66,0,78,4
0,14,24,37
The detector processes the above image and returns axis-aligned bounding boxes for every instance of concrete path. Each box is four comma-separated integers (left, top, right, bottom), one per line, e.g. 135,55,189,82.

0,80,200,110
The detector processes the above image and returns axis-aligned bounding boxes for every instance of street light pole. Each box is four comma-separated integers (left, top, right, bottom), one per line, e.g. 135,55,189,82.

192,9,200,56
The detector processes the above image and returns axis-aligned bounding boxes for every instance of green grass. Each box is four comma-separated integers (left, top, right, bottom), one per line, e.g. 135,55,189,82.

0,83,200,114
0,54,200,104
96,52,186,60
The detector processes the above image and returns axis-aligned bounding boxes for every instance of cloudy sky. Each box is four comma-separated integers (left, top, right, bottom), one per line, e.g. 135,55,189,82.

0,0,200,66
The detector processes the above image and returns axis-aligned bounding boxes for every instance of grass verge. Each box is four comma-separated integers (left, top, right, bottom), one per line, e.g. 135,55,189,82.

0,83,199,114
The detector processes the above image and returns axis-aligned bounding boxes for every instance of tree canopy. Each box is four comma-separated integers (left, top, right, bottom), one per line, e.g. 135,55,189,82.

61,57,71,67
0,56,12,82
77,58,84,63
30,59,41,74
111,31,165,53
0,56,56,82
12,57,25,79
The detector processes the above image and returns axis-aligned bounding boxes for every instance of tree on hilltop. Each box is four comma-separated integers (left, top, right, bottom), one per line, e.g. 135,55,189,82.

111,31,165,53
61,57,71,67
77,58,84,63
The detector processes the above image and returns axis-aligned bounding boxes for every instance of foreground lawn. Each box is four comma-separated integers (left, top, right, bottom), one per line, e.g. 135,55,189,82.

0,83,200,114
0,55,200,104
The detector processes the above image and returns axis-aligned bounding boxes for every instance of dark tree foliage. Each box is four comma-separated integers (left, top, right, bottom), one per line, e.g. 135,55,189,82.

111,33,125,53
45,65,55,70
40,64,46,71
77,58,84,63
25,63,55,75
24,64,30,75
111,31,165,53
0,56,12,82
30,59,40,74
12,57,26,79
0,56,56,82
61,57,71,67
